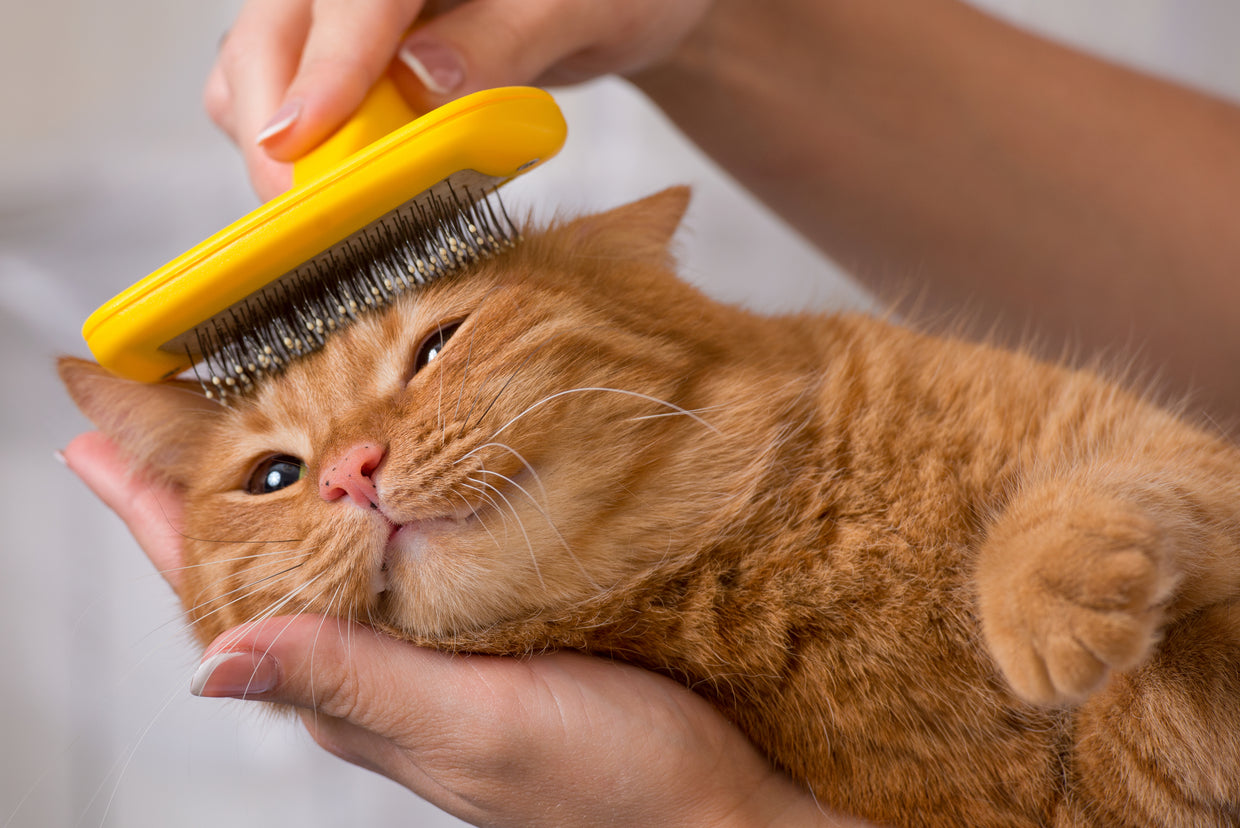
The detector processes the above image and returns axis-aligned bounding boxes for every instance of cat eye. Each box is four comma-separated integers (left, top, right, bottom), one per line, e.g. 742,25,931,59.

413,321,463,373
246,454,305,495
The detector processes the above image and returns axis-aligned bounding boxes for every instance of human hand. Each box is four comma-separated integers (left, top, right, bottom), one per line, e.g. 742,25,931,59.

61,430,864,827
205,0,715,199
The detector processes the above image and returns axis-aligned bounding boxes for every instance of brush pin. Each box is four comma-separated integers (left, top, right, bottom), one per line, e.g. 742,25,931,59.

186,186,517,402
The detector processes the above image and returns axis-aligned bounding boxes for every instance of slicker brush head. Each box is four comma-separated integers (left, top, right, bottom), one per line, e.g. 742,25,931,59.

191,187,518,404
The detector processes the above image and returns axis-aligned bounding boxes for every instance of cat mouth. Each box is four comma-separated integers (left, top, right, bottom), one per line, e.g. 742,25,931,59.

371,504,479,596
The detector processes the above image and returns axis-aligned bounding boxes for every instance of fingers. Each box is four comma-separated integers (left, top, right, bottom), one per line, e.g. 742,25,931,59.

190,615,470,728
210,0,314,198
209,0,427,197
386,0,716,127
209,0,712,198
61,431,187,591
259,0,427,162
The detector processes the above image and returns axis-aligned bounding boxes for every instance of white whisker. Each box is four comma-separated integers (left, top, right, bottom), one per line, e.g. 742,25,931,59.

309,583,346,727
475,468,599,590
460,481,512,533
179,559,311,629
161,547,314,576
450,488,505,550
470,476,544,590
491,387,721,437
210,571,329,658
453,441,549,503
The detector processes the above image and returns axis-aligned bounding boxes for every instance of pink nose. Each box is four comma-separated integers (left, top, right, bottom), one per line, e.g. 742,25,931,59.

319,443,387,510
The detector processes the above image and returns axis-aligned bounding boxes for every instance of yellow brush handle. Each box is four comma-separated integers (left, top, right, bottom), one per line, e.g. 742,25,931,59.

292,76,420,187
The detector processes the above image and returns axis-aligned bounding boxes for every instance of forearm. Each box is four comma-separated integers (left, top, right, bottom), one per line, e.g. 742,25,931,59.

634,0,1240,421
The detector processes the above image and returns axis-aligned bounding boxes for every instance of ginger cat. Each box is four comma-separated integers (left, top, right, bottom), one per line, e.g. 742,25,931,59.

60,188,1240,827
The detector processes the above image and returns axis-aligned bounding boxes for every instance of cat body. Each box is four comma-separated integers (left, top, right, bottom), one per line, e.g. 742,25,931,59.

61,189,1240,826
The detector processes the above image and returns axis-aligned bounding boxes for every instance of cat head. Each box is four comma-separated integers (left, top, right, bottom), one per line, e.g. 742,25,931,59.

61,188,766,647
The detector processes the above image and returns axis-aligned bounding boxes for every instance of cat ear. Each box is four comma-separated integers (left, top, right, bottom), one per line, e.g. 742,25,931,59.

566,186,691,266
58,356,224,483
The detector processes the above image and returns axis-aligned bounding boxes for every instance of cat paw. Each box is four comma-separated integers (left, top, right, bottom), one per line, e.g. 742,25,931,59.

977,505,1179,706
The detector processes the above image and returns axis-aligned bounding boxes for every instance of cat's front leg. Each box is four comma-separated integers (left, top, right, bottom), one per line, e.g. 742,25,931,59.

975,476,1181,706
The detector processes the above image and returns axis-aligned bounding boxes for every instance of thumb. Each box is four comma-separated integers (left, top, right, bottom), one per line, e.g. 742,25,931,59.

189,615,465,729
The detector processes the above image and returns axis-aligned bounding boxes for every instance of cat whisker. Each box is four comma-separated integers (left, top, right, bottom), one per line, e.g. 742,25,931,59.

491,386,721,438
472,468,598,589
198,582,337,708
229,581,337,702
436,325,448,446
164,528,307,546
467,476,545,590
438,283,505,431
452,310,484,425
459,479,513,532
453,441,549,504
204,570,329,658
161,547,314,576
308,583,347,726
88,671,192,828
179,558,310,626
451,487,507,550
626,401,732,424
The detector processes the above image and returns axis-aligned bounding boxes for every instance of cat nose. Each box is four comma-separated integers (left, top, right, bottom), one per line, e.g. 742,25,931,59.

319,443,387,510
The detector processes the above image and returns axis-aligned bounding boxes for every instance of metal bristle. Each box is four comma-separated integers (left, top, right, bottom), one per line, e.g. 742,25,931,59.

191,186,519,403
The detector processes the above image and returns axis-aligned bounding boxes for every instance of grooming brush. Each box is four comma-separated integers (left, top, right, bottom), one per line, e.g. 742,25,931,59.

82,79,566,401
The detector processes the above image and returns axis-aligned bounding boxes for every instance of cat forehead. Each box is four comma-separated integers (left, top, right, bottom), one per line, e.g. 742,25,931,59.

229,226,642,430
238,262,525,411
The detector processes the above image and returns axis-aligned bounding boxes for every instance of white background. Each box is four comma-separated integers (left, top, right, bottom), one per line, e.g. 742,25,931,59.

3,2,1239,826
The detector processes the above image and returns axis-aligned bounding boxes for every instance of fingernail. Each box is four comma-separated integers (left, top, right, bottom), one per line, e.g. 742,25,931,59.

255,100,302,146
53,449,67,466
398,38,465,96
190,650,280,698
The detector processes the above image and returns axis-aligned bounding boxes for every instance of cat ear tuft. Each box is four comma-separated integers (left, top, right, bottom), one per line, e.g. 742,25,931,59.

58,356,224,483
565,186,692,266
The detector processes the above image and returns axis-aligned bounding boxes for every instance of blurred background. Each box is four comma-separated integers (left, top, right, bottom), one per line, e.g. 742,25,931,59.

3,1,1238,825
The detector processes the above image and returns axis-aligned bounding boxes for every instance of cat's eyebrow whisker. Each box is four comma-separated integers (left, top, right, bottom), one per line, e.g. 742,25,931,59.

491,387,722,438
452,312,484,424
453,441,549,504
469,476,545,590
463,328,564,431
436,328,447,447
